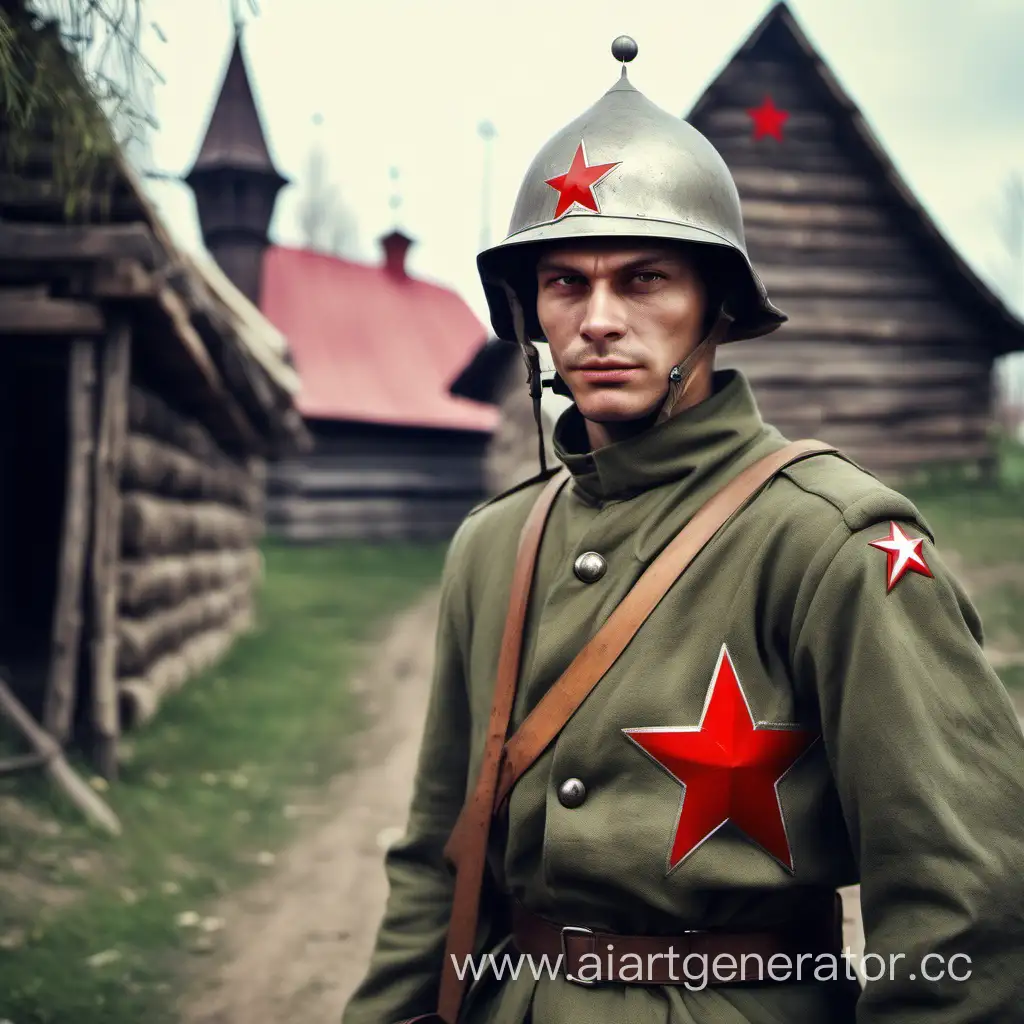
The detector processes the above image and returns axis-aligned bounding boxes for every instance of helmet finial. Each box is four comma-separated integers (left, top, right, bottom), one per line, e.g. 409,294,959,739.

611,35,638,77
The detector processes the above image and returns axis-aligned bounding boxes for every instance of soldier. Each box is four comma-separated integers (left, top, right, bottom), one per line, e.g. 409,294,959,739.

342,37,1024,1024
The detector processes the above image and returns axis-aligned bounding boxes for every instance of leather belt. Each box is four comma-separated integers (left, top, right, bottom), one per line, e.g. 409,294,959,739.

510,898,843,986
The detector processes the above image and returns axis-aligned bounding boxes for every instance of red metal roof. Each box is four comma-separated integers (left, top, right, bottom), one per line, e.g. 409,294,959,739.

260,245,499,432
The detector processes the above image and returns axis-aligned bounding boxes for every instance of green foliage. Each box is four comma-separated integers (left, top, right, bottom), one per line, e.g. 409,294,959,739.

0,1,151,218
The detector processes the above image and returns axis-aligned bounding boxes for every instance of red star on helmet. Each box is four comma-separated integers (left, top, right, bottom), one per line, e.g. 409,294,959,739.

623,644,818,873
545,141,620,219
747,96,789,141
868,521,934,591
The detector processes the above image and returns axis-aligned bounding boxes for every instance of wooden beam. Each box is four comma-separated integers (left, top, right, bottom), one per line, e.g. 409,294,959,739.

0,676,121,835
44,340,97,741
701,108,836,135
731,167,879,202
0,174,140,221
90,318,132,780
0,222,160,268
0,294,105,335
742,199,891,231
152,285,263,451
757,265,940,298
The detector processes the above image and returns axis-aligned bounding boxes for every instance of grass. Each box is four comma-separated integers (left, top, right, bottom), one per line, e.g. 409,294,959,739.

904,435,1024,695
0,540,446,1024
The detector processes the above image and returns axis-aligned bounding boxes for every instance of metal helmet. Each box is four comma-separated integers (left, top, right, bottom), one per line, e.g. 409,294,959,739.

476,37,786,348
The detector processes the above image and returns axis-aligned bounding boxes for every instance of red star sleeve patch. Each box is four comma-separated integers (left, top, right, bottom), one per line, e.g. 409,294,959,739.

868,521,933,592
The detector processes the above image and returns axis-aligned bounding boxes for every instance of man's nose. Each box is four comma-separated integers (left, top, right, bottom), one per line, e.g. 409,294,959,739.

580,282,626,343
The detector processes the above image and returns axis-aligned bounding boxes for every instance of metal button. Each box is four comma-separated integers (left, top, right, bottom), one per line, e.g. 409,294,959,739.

573,551,607,583
557,778,587,808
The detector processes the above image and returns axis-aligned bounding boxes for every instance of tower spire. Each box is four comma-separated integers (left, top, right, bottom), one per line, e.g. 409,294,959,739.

185,22,288,305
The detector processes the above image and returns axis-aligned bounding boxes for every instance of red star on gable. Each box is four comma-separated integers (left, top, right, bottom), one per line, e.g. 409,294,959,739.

545,141,620,219
747,96,789,141
623,645,818,873
868,521,933,592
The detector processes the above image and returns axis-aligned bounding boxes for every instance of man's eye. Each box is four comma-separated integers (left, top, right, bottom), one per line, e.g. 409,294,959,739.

551,275,584,287
634,271,664,284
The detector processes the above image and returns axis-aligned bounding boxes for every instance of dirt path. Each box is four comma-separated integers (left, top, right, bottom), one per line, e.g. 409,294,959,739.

180,587,442,1024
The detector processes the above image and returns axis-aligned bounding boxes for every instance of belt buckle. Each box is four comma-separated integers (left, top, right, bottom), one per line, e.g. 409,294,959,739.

560,925,597,987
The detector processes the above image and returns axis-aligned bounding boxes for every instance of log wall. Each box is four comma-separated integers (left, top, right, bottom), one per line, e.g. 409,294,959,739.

116,384,264,727
690,34,1000,479
266,423,489,542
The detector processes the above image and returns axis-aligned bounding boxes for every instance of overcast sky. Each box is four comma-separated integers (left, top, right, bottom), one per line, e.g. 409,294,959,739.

136,0,1023,377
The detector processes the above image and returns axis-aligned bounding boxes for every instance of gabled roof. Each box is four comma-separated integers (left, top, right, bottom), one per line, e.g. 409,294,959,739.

686,1,1024,355
188,34,284,180
259,245,499,433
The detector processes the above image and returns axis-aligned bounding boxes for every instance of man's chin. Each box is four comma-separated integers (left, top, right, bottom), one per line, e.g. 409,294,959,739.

575,391,661,424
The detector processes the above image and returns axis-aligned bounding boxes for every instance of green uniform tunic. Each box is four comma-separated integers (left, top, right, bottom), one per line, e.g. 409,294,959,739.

342,369,1024,1024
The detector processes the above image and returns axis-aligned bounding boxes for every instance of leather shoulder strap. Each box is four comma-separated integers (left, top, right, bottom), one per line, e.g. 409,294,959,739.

436,468,569,1023
491,439,836,813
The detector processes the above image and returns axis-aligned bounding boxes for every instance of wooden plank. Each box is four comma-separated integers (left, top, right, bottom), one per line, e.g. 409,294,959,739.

757,265,940,298
709,139,859,174
89,318,131,779
749,244,928,274
752,382,991,422
152,284,263,452
0,222,160,268
719,341,991,385
731,167,880,202
44,340,96,741
268,464,486,497
779,297,977,331
701,108,837,136
269,495,481,526
741,199,892,231
743,224,914,253
822,436,993,467
0,174,140,222
0,294,105,335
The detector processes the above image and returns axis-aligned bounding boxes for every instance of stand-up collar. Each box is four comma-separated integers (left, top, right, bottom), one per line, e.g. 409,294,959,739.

552,369,772,504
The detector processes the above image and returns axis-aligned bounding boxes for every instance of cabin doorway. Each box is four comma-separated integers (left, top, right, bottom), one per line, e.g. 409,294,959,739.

0,343,80,726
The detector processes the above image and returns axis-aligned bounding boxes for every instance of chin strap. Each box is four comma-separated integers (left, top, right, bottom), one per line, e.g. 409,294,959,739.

501,281,549,475
655,307,733,425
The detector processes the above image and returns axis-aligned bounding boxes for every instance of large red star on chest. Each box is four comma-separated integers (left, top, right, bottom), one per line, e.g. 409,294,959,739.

623,644,818,873
544,141,620,219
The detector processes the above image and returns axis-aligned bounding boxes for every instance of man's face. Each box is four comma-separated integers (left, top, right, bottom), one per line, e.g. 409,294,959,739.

535,240,708,424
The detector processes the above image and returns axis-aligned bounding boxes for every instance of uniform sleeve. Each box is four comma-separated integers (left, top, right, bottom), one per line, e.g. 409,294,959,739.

341,527,475,1024
791,509,1024,1023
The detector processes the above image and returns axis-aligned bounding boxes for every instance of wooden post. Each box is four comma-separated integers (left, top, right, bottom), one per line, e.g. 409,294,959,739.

90,318,131,779
43,340,96,741
0,676,121,836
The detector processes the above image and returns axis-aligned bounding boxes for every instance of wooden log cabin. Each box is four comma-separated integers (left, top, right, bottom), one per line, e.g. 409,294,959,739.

452,2,1024,484
687,2,1024,478
183,30,498,542
0,14,306,776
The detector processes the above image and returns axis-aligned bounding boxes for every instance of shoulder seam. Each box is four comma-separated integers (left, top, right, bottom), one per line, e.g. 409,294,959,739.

777,452,868,516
